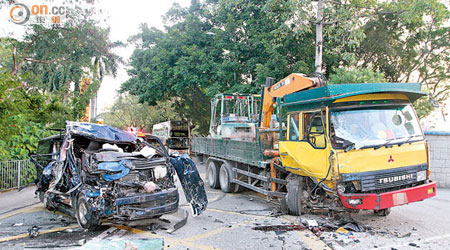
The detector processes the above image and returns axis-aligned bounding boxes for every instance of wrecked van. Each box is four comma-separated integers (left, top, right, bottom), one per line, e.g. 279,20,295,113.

31,122,207,229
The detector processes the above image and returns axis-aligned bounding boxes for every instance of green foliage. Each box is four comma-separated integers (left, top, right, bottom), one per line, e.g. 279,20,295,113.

328,67,386,84
123,0,449,132
0,73,53,160
98,94,178,132
123,0,319,133
413,97,435,119
357,0,450,110
0,2,121,160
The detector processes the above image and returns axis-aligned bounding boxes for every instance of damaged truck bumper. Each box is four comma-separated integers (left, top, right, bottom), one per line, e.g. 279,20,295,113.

338,181,437,210
114,188,179,219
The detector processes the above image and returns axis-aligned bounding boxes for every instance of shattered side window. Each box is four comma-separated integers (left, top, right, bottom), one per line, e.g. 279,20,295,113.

288,114,300,141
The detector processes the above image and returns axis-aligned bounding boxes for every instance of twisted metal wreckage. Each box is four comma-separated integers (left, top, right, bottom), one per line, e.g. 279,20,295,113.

30,122,208,229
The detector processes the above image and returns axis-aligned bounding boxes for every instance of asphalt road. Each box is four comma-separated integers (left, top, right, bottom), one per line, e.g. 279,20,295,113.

0,159,449,250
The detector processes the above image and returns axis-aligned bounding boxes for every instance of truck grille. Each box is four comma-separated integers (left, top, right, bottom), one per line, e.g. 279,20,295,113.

342,164,427,192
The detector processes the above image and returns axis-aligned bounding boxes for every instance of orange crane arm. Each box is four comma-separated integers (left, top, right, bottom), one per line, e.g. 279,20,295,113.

260,73,324,128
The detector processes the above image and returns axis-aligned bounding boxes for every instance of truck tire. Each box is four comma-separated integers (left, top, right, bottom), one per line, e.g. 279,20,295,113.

76,194,101,230
286,174,304,216
207,160,220,189
374,208,391,216
219,162,235,193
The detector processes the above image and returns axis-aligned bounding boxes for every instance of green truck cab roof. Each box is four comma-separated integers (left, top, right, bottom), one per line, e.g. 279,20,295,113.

281,83,425,110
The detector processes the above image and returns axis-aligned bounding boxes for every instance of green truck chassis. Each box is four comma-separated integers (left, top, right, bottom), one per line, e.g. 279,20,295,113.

191,137,288,198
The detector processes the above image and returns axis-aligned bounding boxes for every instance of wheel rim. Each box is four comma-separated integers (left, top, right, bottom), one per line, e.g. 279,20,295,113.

208,164,215,186
219,166,228,190
78,202,88,225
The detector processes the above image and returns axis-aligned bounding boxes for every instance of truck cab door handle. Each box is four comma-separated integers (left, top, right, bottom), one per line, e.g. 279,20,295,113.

280,152,288,156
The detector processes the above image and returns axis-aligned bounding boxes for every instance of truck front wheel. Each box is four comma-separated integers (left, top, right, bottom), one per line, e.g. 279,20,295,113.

207,160,220,189
374,208,391,216
286,174,305,216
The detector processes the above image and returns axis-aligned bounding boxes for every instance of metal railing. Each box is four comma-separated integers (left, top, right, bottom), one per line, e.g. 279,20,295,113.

0,159,36,191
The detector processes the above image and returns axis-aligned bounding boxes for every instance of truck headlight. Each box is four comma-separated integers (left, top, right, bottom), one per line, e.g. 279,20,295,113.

348,198,362,205
417,170,427,182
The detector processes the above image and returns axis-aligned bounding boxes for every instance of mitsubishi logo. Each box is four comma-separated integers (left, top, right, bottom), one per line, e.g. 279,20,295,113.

388,155,394,162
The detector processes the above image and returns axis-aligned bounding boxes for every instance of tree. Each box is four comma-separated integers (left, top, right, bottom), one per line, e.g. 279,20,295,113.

98,94,178,132
123,0,450,133
328,67,386,84
123,0,318,134
6,23,122,119
0,2,122,159
357,0,450,105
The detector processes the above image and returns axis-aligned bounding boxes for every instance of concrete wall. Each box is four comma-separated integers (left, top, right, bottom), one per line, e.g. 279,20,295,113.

425,131,450,188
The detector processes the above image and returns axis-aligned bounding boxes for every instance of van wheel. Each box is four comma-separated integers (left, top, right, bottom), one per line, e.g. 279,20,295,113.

207,160,220,189
219,162,235,193
76,195,101,230
374,208,391,216
286,175,304,216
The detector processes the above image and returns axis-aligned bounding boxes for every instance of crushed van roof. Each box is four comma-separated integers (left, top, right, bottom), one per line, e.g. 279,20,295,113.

66,121,136,143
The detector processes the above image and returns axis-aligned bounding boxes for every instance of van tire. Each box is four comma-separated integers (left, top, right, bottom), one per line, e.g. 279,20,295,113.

207,160,220,189
76,194,101,230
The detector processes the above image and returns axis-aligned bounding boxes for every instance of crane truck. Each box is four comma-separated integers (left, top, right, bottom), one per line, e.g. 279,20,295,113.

191,73,436,215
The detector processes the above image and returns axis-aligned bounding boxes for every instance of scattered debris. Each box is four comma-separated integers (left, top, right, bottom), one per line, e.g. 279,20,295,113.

396,232,412,238
253,225,306,232
147,223,160,232
13,223,23,227
339,238,353,245
274,230,286,235
303,219,318,228
78,239,87,246
409,242,419,247
341,222,364,232
166,208,188,234
336,227,352,236
214,219,224,223
28,225,39,238
269,208,284,217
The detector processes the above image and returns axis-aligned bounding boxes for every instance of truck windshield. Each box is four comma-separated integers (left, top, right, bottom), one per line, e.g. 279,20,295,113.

330,104,423,150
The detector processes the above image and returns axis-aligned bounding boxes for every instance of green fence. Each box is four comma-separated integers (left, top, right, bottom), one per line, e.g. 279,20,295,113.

0,160,36,191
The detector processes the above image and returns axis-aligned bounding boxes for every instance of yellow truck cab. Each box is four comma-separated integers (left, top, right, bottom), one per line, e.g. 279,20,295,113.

192,76,436,216
279,83,436,214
